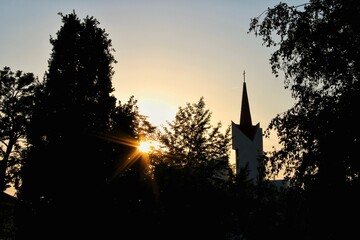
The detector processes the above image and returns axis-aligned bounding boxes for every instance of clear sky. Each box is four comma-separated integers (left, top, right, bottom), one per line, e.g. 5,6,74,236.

0,0,306,166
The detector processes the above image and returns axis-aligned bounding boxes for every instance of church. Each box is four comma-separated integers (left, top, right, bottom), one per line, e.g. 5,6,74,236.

232,71,264,182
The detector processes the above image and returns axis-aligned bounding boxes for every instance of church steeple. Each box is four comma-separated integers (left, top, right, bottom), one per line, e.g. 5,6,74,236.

231,70,263,181
240,71,252,127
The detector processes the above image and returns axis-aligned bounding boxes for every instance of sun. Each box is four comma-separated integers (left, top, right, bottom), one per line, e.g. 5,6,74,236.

138,140,153,153
137,140,160,153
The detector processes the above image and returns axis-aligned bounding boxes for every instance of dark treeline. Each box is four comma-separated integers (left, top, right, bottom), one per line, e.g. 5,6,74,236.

1,0,359,239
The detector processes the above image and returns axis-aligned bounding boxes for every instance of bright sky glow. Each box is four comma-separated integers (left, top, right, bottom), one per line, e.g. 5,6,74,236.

138,141,153,153
0,0,307,170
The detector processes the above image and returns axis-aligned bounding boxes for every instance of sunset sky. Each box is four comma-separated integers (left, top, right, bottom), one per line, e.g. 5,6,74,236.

0,0,306,165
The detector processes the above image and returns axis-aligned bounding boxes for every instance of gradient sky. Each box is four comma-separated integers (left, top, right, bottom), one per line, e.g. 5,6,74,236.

0,0,307,166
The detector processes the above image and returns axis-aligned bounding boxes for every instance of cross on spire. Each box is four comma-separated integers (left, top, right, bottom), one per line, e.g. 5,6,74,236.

240,70,252,128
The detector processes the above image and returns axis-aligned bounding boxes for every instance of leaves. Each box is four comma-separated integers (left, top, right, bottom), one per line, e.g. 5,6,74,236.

156,97,232,182
0,66,38,191
249,0,360,189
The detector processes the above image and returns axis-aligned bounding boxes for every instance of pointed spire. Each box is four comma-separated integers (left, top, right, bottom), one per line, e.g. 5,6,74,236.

240,71,252,127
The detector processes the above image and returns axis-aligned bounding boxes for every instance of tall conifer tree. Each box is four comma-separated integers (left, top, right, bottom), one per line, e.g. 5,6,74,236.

18,11,117,238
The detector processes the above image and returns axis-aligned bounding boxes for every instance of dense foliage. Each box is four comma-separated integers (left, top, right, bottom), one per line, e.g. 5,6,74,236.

16,11,118,238
248,0,360,238
249,0,360,191
0,67,38,192
154,97,232,179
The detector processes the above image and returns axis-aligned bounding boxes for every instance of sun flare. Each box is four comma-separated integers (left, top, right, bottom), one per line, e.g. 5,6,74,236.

138,141,153,153
137,140,160,153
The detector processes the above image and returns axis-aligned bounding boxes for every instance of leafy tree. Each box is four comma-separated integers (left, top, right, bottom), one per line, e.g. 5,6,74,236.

0,67,38,192
17,11,117,238
248,1,360,238
103,96,158,237
248,0,360,190
155,96,232,181
148,97,233,238
109,95,156,155
104,95,156,185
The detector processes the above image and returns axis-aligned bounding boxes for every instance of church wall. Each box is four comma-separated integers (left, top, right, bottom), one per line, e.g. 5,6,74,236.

232,123,263,181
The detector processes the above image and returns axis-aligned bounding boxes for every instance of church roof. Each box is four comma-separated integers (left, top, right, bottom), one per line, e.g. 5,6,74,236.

240,81,252,128
234,73,259,140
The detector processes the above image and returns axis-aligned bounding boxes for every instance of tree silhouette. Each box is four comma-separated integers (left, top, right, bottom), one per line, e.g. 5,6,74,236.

105,95,156,180
249,0,360,191
17,11,117,238
98,95,157,238
0,67,39,192
248,0,360,238
148,97,234,238
155,96,232,179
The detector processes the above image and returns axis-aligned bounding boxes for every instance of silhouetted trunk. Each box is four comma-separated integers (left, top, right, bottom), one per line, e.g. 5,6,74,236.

0,136,16,191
